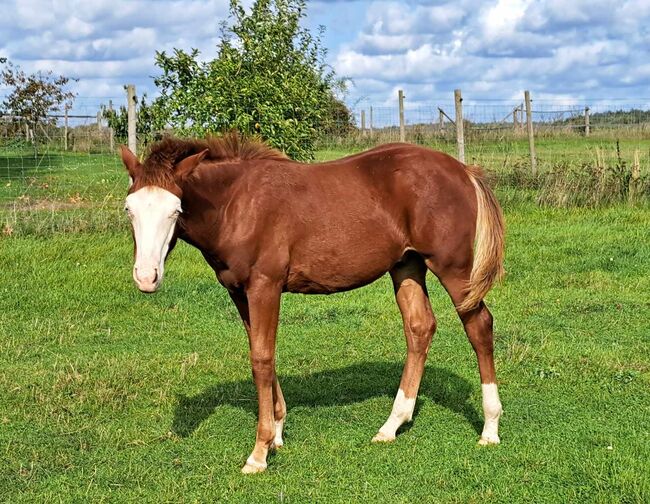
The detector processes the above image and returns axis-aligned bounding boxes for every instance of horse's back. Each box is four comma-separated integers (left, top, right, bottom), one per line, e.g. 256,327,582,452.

239,144,478,294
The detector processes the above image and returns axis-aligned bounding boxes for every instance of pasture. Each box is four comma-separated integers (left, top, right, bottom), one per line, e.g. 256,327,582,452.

1,139,649,502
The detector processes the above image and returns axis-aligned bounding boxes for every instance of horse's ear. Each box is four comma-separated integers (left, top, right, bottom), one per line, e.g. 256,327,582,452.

120,145,140,181
175,149,209,182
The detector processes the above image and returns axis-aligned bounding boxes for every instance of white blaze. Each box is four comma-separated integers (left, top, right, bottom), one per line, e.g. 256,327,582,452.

125,186,181,292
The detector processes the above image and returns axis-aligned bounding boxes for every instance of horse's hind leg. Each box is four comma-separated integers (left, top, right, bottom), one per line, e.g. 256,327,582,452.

373,255,436,442
431,267,503,445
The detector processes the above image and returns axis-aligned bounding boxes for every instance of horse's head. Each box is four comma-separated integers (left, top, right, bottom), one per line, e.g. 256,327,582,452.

120,145,208,293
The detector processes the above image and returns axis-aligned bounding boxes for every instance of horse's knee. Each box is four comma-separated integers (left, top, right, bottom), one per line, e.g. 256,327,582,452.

406,314,436,352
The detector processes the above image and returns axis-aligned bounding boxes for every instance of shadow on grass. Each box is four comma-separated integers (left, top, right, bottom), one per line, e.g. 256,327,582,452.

172,362,482,437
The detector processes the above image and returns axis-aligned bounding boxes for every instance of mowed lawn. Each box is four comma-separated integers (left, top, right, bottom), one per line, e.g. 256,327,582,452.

1,146,650,502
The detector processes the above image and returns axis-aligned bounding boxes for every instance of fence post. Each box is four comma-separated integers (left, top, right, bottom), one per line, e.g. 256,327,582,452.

64,105,69,151
126,84,137,155
361,109,366,137
108,100,115,152
629,149,640,204
398,89,405,142
369,106,373,137
439,109,444,130
513,105,519,131
584,106,590,137
524,90,537,175
454,89,465,163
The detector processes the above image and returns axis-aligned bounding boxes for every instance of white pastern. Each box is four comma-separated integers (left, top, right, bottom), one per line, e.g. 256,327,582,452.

273,418,285,448
242,455,268,474
479,383,502,445
373,389,416,442
125,186,181,292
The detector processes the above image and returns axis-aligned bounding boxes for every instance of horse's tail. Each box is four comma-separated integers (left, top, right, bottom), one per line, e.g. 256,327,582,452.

457,165,505,313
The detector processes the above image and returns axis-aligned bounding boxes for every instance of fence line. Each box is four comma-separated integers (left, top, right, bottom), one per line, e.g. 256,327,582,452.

2,87,650,172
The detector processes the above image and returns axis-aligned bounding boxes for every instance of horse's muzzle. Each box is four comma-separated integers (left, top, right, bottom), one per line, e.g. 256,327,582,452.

133,266,160,293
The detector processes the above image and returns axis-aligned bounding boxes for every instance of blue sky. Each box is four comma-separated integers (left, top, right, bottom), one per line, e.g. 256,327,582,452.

1,0,649,113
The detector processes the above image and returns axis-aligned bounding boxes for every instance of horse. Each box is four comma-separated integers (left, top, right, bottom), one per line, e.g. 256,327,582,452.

120,132,505,474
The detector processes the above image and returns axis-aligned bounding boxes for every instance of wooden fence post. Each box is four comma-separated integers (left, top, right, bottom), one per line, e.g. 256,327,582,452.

361,110,366,137
524,90,537,175
584,106,590,137
108,100,115,152
64,105,69,151
513,105,519,131
454,89,465,163
439,109,444,130
629,149,640,204
127,84,137,155
398,89,405,142
369,106,373,137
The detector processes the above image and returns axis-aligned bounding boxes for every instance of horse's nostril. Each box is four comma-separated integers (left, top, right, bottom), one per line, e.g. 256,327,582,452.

152,269,159,284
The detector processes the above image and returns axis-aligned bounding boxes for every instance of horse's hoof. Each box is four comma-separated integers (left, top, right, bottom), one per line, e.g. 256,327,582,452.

478,435,500,446
372,432,395,443
241,462,267,474
241,456,267,474
271,438,284,449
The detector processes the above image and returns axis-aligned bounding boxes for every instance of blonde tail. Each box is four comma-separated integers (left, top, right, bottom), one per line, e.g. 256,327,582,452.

457,166,505,313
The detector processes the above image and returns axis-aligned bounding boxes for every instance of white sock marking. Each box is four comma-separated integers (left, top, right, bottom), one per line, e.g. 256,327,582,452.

273,418,284,448
375,389,416,441
480,383,502,444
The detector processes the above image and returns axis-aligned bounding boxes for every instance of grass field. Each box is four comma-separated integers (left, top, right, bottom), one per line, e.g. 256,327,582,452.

1,140,649,502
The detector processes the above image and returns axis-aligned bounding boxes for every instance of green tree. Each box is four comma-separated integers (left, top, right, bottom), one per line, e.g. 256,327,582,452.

0,58,76,127
152,0,348,160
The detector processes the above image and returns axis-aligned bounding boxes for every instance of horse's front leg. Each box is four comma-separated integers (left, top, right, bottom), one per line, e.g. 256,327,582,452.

238,275,282,474
229,289,287,454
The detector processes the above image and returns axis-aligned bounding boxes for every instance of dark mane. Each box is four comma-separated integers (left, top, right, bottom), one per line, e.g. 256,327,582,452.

139,131,287,187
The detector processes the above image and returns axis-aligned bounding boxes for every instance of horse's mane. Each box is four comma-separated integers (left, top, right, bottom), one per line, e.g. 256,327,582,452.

139,131,287,187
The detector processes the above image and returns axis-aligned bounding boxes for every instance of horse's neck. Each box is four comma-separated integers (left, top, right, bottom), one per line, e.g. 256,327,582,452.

179,162,242,253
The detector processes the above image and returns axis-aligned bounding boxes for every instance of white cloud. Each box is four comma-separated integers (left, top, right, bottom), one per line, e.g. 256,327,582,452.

333,0,650,105
1,0,649,112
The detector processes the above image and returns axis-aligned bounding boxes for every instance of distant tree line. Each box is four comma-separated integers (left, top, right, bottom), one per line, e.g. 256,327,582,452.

559,109,650,126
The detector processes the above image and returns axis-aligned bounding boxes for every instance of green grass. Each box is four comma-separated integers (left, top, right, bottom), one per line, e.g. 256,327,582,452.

1,143,649,502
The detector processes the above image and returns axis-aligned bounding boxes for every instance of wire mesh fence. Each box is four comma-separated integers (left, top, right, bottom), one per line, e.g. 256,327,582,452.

1,90,649,236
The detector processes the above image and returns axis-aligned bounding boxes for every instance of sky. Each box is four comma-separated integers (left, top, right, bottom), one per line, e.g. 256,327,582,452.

1,0,649,116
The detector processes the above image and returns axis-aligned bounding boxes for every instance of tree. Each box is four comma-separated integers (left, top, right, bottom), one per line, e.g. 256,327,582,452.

152,0,348,160
0,58,76,127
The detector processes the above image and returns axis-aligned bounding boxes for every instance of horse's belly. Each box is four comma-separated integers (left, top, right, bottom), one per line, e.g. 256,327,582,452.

285,237,404,294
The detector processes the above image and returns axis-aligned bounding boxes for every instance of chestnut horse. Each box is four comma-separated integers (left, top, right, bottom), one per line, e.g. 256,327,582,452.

120,132,505,474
